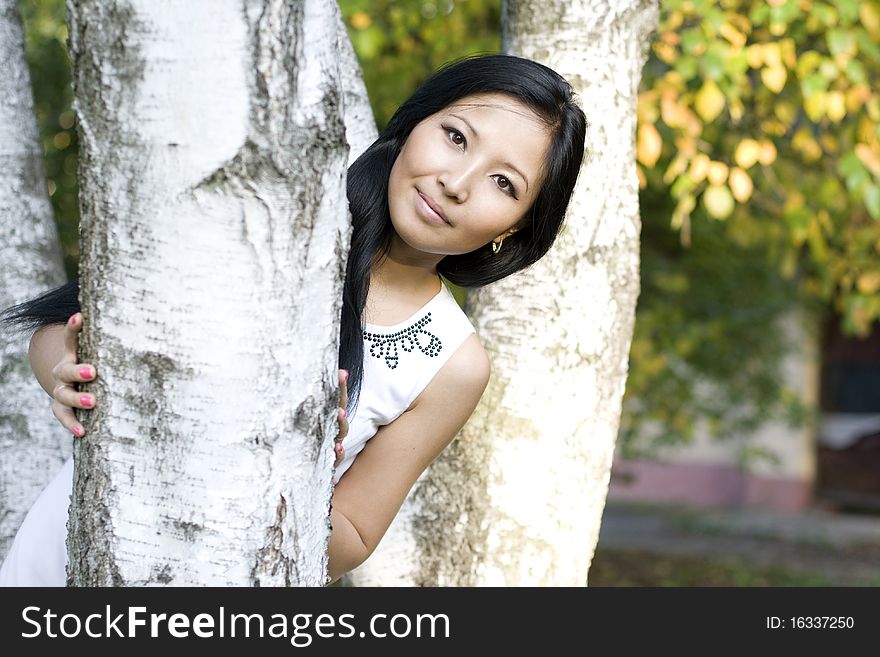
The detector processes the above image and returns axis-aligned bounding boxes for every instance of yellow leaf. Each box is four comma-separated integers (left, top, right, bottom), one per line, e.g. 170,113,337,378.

827,91,846,122
637,123,663,167
719,22,746,48
695,80,726,122
868,97,880,122
846,85,872,112
688,153,710,182
653,41,677,64
703,185,735,220
661,90,686,127
758,140,777,165
761,66,787,93
820,133,838,153
707,161,729,186
763,42,783,68
729,97,744,122
773,102,796,127
663,155,688,184
670,193,695,230
862,2,880,38
805,92,827,122
855,143,880,176
350,11,371,30
793,128,822,161
780,38,797,69
729,167,753,202
638,91,659,123
734,139,762,168
746,44,764,68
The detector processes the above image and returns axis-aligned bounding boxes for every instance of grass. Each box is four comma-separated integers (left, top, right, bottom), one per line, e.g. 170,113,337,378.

587,548,863,587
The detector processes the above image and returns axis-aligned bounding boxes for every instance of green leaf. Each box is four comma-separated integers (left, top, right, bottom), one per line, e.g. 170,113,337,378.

800,72,827,98
831,0,861,24
845,59,867,84
865,184,880,220
681,28,705,55
675,56,698,80
827,29,857,58
750,2,770,23
856,29,880,63
699,46,726,81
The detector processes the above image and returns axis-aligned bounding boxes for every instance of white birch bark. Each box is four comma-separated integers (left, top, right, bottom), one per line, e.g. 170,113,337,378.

67,0,350,586
0,0,69,558
336,13,377,162
349,0,658,585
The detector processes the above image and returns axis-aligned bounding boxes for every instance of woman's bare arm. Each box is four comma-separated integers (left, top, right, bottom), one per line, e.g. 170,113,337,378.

328,333,491,565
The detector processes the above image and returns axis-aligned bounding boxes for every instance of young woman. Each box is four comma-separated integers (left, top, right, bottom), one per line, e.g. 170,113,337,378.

0,53,587,586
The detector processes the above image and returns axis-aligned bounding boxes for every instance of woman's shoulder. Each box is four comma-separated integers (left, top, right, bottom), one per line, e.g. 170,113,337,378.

410,332,489,411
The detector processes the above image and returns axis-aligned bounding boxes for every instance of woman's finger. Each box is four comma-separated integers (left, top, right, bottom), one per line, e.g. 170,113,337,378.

53,385,96,411
52,400,84,437
64,312,83,359
333,442,345,468
338,368,348,410
336,407,348,442
54,362,96,385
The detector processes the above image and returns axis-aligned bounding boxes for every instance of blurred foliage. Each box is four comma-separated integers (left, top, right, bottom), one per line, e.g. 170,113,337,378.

19,0,79,280
620,185,816,457
340,0,501,130
637,0,880,338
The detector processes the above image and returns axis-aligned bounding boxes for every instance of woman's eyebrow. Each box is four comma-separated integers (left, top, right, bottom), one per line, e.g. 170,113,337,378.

449,112,530,192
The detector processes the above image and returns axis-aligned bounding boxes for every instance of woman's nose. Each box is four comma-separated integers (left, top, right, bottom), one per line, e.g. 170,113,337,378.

438,163,478,202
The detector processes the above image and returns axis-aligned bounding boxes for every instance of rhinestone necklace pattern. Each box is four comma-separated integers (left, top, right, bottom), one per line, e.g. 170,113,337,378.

363,312,443,370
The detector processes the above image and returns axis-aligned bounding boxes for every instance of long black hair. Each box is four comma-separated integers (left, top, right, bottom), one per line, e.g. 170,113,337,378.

3,54,587,414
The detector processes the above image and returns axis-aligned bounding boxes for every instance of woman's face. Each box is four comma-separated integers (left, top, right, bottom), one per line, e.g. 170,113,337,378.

387,92,552,257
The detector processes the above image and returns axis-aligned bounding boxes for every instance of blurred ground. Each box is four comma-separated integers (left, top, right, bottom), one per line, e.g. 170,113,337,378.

590,501,880,586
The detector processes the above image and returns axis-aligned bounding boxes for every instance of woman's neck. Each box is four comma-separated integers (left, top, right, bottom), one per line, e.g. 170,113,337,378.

370,232,443,295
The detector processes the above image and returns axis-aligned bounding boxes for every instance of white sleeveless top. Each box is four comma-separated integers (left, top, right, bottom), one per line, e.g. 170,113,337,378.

0,279,476,586
334,279,476,483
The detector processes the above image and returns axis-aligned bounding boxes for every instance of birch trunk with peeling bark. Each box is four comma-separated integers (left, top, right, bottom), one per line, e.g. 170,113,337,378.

0,0,69,558
67,0,350,586
349,0,658,585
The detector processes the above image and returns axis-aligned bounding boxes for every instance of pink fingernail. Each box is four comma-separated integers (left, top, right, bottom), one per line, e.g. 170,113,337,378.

71,426,83,437
338,407,346,419
342,369,349,382
68,314,77,325
80,395,93,407
334,443,344,453
80,367,93,379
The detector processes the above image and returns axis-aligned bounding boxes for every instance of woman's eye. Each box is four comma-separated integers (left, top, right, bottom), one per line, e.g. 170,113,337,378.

443,126,466,148
493,175,517,198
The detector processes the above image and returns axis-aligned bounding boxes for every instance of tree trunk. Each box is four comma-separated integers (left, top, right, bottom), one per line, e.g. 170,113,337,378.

67,0,350,586
348,0,658,585
336,13,377,162
0,0,69,558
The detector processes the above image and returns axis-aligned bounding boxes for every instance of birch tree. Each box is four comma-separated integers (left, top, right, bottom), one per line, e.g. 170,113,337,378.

0,0,69,557
67,0,350,586
348,0,659,585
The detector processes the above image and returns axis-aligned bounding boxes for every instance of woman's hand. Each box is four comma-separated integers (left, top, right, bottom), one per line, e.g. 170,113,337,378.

334,369,349,468
50,312,96,438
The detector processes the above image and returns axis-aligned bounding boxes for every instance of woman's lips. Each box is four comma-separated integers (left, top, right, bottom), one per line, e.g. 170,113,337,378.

416,190,450,226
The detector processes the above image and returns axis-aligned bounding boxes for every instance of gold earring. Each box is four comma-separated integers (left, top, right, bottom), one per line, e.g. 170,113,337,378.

492,238,503,254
